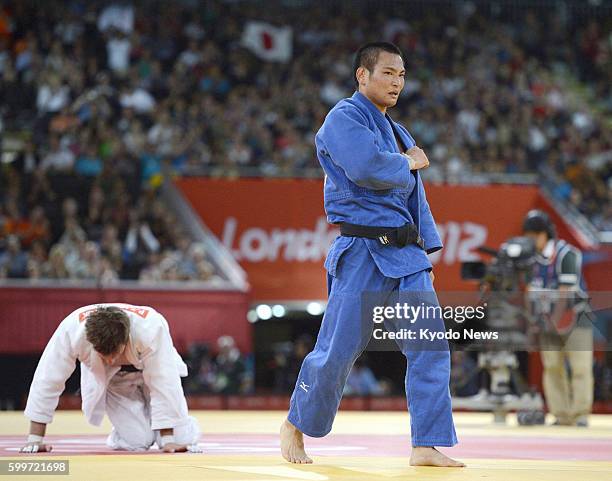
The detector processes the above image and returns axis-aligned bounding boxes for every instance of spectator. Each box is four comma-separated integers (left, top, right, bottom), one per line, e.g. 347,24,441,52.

345,357,390,396
107,30,131,73
99,224,123,272
84,185,106,241
174,235,196,279
1,64,35,123
188,243,220,282
2,199,28,241
49,105,80,135
26,168,56,209
75,143,103,177
98,2,134,35
0,235,28,278
185,344,218,394
119,82,156,114
214,335,249,394
20,206,51,248
59,217,87,254
29,240,48,267
41,244,70,279
273,335,313,392
147,110,177,156
123,208,160,276
450,351,480,397
178,39,202,68
36,73,70,114
13,140,41,175
123,118,146,155
61,198,80,228
40,136,75,172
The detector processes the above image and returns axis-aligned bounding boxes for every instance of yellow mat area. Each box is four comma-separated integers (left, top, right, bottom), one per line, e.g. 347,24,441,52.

1,411,611,481
7,455,612,481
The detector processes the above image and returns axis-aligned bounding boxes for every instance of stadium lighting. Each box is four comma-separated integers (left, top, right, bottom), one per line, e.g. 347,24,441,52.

255,304,273,320
272,305,286,317
246,310,259,323
306,302,323,316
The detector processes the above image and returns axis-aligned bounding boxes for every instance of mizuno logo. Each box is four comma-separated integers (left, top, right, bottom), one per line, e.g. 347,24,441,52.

299,381,310,392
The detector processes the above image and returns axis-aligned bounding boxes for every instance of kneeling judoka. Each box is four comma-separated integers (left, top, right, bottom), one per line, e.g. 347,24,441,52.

21,303,200,453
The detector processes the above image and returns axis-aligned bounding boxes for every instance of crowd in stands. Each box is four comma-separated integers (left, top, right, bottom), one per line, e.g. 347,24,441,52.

0,4,232,281
0,165,222,282
268,335,313,393
268,336,393,396
184,335,254,395
0,153,221,281
0,0,609,239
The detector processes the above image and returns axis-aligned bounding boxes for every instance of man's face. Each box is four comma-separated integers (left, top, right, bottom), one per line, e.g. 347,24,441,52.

357,51,405,112
524,231,549,253
98,344,127,365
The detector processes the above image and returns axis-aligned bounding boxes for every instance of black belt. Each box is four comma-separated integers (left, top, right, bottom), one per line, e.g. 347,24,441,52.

119,364,141,373
339,223,425,250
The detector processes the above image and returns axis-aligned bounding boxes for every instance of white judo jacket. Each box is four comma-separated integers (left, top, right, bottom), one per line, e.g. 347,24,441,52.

24,303,189,430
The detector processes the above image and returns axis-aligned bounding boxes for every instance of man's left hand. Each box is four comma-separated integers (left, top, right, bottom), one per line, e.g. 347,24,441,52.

162,442,189,453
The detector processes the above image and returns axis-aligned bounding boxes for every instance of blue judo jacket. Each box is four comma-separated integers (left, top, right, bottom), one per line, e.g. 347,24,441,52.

316,91,443,279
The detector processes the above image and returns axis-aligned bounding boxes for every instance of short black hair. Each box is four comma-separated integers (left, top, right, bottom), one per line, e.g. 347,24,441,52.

352,42,404,87
523,209,556,239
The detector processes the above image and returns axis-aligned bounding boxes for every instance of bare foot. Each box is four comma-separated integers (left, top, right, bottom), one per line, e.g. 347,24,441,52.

280,419,313,464
409,447,465,467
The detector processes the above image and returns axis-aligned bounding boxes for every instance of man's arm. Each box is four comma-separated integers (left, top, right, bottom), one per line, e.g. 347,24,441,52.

551,248,585,331
558,248,581,287
407,173,443,254
21,320,77,453
141,322,191,452
321,106,412,190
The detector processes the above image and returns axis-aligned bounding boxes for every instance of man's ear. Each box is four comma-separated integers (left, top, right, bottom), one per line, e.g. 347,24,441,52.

356,66,367,87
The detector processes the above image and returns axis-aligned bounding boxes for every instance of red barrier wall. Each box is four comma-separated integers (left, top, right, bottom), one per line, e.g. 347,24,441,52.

0,286,250,354
55,394,612,413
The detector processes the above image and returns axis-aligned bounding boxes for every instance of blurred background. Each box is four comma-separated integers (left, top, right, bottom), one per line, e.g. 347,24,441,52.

0,0,610,416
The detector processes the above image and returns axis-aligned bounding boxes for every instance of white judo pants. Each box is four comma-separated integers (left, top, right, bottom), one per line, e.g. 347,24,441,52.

104,371,200,451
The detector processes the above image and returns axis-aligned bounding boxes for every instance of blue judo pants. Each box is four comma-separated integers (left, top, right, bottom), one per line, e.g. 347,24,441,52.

287,240,458,447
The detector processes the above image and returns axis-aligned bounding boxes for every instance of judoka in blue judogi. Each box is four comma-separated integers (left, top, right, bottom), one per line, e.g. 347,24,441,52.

287,90,458,448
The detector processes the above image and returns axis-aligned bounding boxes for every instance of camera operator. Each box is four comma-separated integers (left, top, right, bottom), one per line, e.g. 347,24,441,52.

523,210,593,427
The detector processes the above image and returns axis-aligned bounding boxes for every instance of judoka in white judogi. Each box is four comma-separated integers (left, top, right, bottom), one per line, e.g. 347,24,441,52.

23,303,200,452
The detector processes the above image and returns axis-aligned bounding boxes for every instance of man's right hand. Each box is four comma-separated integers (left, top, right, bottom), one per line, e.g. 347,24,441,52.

19,442,53,454
404,146,430,170
21,421,49,453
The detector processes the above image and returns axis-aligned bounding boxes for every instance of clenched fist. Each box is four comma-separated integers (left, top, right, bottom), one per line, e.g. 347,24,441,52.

404,146,430,170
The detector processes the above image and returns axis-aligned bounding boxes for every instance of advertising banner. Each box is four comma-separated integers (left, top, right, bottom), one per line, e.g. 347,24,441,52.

176,178,594,300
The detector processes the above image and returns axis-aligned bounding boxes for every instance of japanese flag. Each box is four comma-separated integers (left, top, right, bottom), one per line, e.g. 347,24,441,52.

241,21,292,63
